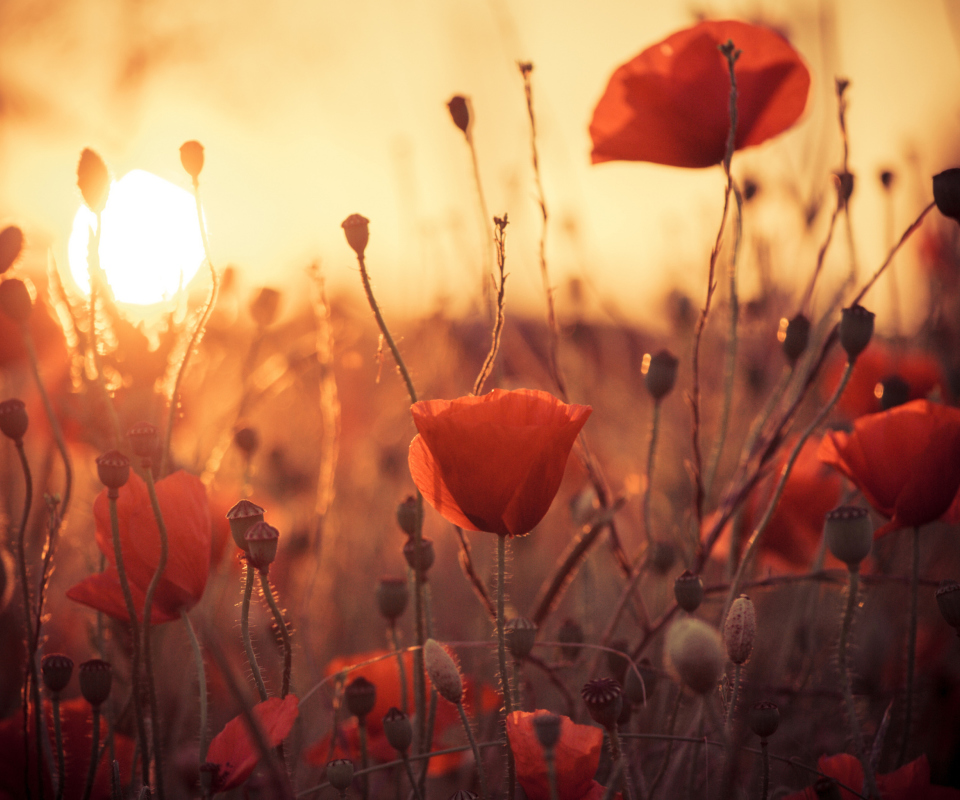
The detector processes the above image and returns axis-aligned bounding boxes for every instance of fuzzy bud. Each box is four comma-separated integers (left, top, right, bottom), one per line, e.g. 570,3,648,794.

933,168,960,224
557,618,584,661
936,580,960,630
644,350,679,401
396,496,419,536
446,96,470,135
581,678,623,730
226,499,265,552
723,595,756,665
179,140,205,182
77,149,110,213
533,713,561,751
824,506,873,569
402,537,434,576
674,570,704,613
505,617,537,660
96,451,130,493
0,226,24,274
0,278,32,325
424,639,463,704
127,421,159,461
345,676,377,720
839,305,874,362
665,618,724,694
382,707,412,753
341,214,370,259
245,521,280,572
41,654,74,695
78,659,112,707
376,577,409,621
748,701,780,739
326,759,354,792
0,399,28,442
782,314,811,364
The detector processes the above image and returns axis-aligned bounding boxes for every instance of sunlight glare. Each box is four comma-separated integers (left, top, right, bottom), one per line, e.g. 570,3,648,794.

68,170,205,305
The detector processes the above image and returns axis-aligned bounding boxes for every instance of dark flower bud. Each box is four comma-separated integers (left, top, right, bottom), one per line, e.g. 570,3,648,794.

41,654,74,695
0,399,28,442
644,350,679,401
345,676,377,719
226,499,265,552
936,580,960,630
606,639,629,684
824,506,873,569
234,426,260,457
581,678,623,729
403,537,434,576
533,713,561,750
879,169,895,190
674,570,704,613
748,701,780,739
557,618,584,661
77,149,110,213
839,305,874,362
877,375,910,411
0,226,24,274
96,451,130,493
723,594,756,665
424,639,463,704
396,496,420,536
78,659,112,707
505,617,537,660
0,278,33,325
742,178,759,202
326,759,354,792
624,657,656,705
179,141,205,182
814,777,843,800
781,314,811,364
446,96,470,135
376,577,409,621
382,707,412,753
933,168,960,224
835,171,855,209
341,214,370,258
648,539,676,574
249,287,281,328
127,421,158,461
245,521,280,572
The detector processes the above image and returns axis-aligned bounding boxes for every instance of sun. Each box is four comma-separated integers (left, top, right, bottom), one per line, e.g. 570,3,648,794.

68,169,206,306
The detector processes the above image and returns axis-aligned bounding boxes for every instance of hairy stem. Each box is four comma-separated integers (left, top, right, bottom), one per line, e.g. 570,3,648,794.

81,707,100,800
182,611,209,763
241,562,268,702
457,700,489,800
643,402,661,544
260,572,293,698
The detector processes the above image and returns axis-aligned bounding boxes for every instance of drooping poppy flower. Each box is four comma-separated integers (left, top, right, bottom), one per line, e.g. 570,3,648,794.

67,470,212,623
590,19,810,168
408,389,591,537
204,694,299,794
783,753,960,799
819,399,960,536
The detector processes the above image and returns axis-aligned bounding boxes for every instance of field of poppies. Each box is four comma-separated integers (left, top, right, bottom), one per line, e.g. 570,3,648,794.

2,14,960,800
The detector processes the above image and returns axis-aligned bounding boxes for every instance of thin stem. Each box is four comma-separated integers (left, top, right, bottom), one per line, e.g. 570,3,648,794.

358,719,370,800
453,526,495,619
608,726,636,800
456,700,488,800
800,198,841,313
241,562,268,702
400,753,423,800
465,130,494,315
52,695,65,800
81,707,100,800
760,739,770,800
472,215,508,396
411,499,427,756
389,623,408,714
725,663,742,732
650,688,682,798
496,535,516,798
260,572,293,698
897,527,921,767
181,611,208,763
643,402,661,544
544,748,560,800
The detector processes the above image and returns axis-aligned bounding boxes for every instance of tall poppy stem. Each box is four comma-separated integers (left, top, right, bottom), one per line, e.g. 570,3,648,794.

760,738,770,800
725,663,742,732
358,718,370,800
51,693,65,800
496,535,516,797
81,707,100,800
181,611,208,764
897,526,921,767
456,700,489,800
642,401,661,545
259,572,293,698
389,622,408,714
241,562,269,702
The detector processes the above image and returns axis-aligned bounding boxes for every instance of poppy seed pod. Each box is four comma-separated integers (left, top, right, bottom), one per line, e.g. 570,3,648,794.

127,421,159,461
0,278,32,325
77,149,110,213
424,638,463,704
326,759,354,792
447,95,471,134
345,676,377,720
382,707,413,753
0,226,24,274
557,618,584,661
396,496,420,536
245,521,280,572
226,499,265,552
674,570,704,613
505,617,537,660
723,595,756,665
96,451,130,492
824,506,873,568
839,305,875,362
933,168,960,224
233,426,260,457
782,314,811,364
532,713,561,750
581,678,623,730
376,577,409,621
78,659,112,707
0,399,28,442
341,214,370,258
748,701,780,739
179,140,205,181
249,287,281,328
645,350,679,400
41,653,74,695
402,537,434,576
936,580,960,630
665,617,724,694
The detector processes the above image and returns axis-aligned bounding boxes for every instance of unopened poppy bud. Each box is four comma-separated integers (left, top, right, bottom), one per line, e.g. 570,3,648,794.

606,639,629,684
936,580,960,630
396,496,419,536
179,140,204,181
533,713,561,750
674,570,704,613
877,375,909,410
233,426,260,457
782,314,811,364
78,659,112,707
839,305,874,362
666,618,724,695
814,777,843,800
326,759,354,792
341,214,370,258
0,399,28,442
0,226,24,274
424,638,463,704
345,676,377,719
557,618,584,661
402,537,434,576
77,149,110,213
245,521,280,572
96,451,130,493
127,421,158,461
41,654,74,695
382,707,412,753
581,678,623,730
933,168,960,224
879,169,895,190
226,499,265,552
249,287,281,328
0,278,32,325
724,594,756,665
835,171,855,209
505,617,537,659
748,701,780,739
644,350,679,400
824,506,873,568
624,657,655,705
447,95,470,135
376,577,409,621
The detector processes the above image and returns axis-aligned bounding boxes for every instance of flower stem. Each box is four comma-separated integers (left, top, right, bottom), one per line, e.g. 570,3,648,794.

544,748,560,800
400,753,423,800
81,707,100,800
642,401,661,545
259,572,293,698
389,623,408,714
608,725,636,800
496,535,516,798
241,562,268,702
52,694,65,800
760,738,770,800
457,700,489,800
358,718,370,800
725,663,742,732
181,611,208,764
897,527,921,767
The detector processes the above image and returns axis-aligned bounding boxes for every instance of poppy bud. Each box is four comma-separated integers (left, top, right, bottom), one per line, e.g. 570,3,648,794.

233,426,260,457
345,676,377,720
41,653,74,695
382,707,413,753
748,701,780,739
533,713,561,750
835,171,855,209
824,506,873,569
396,496,420,536
674,570,704,613
879,169,895,190
376,577,409,621
424,638,463,704
606,639,629,684
557,618,584,660
96,451,130,493
446,95,470,135
402,537,434,576
245,521,280,572
839,305,874,362
644,350,679,400
581,678,623,730
505,617,537,660
179,140,204,182
127,421,158,461
326,759,354,792
936,580,960,631
781,314,811,364
77,149,110,213
78,659,112,708
876,375,909,411
249,287,281,328
624,657,655,705
814,778,843,800
742,178,759,202
723,594,756,665
0,399,28,442
933,168,960,224
0,278,32,325
0,226,24,274
226,499,265,552
665,617,724,694
341,214,370,258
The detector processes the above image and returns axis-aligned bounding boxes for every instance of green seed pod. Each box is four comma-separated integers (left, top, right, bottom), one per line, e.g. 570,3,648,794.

376,577,409,621
839,305,874,362
748,701,780,738
77,148,110,213
723,595,756,666
226,499,265,552
933,168,960,224
245,521,280,573
382,707,413,753
0,278,32,325
345,676,377,720
824,506,873,568
326,759,354,792
581,678,623,730
645,350,679,401
674,570,704,613
341,214,370,258
446,96,470,135
127,421,159,461
0,399,28,442
505,617,537,660
96,451,130,492
41,654,74,695
782,314,811,364
78,659,112,708
0,226,24,275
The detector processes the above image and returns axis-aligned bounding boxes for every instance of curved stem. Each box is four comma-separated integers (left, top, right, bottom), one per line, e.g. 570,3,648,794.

182,611,209,764
457,700,488,800
241,562,268,702
260,572,293,698
81,707,100,800
643,402,661,544
897,527,920,767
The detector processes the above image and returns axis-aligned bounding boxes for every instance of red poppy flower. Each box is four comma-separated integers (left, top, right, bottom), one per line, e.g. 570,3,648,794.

784,753,960,799
67,470,212,623
589,19,810,168
408,389,591,537
819,399,960,536
204,694,299,794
